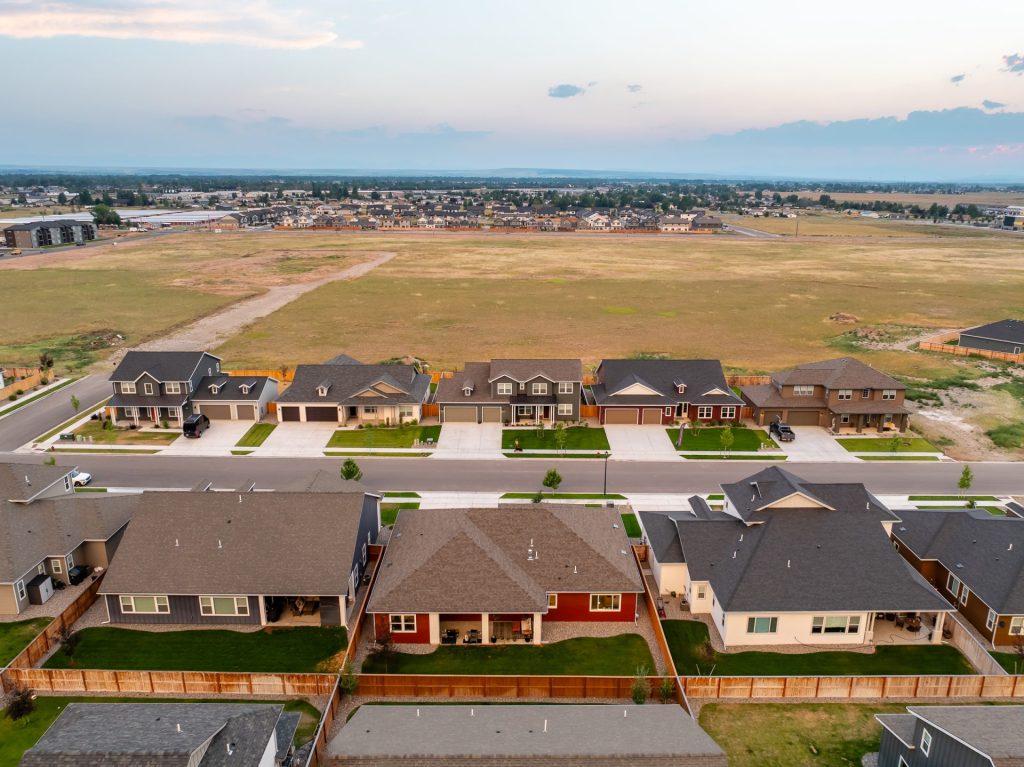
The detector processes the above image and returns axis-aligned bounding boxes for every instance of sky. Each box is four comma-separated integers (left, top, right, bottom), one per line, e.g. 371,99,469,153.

1,0,1023,180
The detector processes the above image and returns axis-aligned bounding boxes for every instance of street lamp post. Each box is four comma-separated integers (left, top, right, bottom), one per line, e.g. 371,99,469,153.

602,451,610,496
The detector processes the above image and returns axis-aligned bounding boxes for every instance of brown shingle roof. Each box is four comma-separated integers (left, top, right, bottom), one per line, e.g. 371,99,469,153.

772,357,904,390
367,506,643,614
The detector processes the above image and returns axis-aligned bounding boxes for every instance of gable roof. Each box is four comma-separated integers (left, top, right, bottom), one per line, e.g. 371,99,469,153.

110,351,217,383
960,318,1024,346
99,490,371,597
367,506,643,615
277,363,429,405
891,509,1024,615
906,706,1024,762
190,375,274,403
0,463,73,504
487,359,583,383
19,703,284,767
592,360,742,407
721,466,858,522
328,705,727,765
771,356,904,390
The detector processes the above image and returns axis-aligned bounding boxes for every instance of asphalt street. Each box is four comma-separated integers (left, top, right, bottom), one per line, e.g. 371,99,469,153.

0,375,111,450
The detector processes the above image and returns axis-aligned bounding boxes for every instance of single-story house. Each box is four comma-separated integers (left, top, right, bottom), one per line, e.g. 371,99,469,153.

591,359,743,425
957,319,1024,356
890,509,1024,649
366,506,643,645
638,467,952,648
100,488,380,628
190,375,279,421
275,359,430,425
20,702,298,767
1,463,135,616
108,350,223,425
876,705,1024,767
327,705,728,766
436,359,583,424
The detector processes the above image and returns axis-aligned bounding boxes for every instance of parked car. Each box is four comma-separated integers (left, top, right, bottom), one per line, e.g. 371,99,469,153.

770,421,795,441
67,565,92,585
182,413,210,438
70,469,92,487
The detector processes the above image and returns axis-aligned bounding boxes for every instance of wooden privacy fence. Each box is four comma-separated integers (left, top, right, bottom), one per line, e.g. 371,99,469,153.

918,331,1024,364
306,678,341,767
421,403,440,418
5,577,103,673
225,368,295,382
354,674,676,700
725,374,771,386
633,545,686,708
681,674,1024,700
0,369,47,401
341,548,383,669
580,405,599,418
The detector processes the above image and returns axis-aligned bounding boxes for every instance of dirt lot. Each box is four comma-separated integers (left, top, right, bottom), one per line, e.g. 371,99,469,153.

723,212,1007,238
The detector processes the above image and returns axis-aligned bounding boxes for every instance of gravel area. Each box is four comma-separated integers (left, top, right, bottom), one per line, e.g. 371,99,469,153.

0,578,95,624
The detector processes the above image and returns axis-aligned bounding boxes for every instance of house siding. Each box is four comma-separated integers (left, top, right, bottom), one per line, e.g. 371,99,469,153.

373,612,431,643
959,333,1023,355
105,594,262,625
721,611,874,648
878,719,993,767
545,592,638,622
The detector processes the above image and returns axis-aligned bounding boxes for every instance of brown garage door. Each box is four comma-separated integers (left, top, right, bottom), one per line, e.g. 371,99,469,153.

787,410,821,426
604,409,638,424
305,406,339,422
444,406,478,423
280,406,301,422
199,404,232,420
762,410,783,425
237,404,258,420
481,406,502,423
641,408,663,425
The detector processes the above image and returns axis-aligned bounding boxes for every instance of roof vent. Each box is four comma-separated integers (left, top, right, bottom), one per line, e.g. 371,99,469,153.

899,526,906,532
750,481,761,498
24,475,30,486
226,742,235,756
1010,543,1014,552
955,562,963,569
573,564,578,574
732,550,737,559
787,559,791,568
218,539,223,549
175,538,179,547
176,723,181,733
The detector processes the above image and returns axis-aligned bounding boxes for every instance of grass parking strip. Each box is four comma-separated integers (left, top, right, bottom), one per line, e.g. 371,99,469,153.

235,423,276,447
500,492,626,500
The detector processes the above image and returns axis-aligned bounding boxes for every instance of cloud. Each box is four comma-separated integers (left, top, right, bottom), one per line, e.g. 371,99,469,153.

0,0,354,50
548,84,585,98
626,84,643,93
982,100,1006,110
1004,53,1024,74
949,73,966,85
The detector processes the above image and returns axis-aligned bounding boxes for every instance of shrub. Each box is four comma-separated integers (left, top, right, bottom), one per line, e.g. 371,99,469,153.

8,394,16,401
339,663,359,696
659,677,676,704
5,687,35,720
58,625,80,658
531,490,544,504
161,419,169,429
15,388,23,395
630,665,650,705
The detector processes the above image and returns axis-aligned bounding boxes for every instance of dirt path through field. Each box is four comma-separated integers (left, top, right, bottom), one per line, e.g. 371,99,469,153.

108,250,395,360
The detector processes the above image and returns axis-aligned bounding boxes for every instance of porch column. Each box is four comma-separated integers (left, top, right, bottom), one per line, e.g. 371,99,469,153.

299,406,307,423
481,612,490,641
258,595,267,627
856,415,863,434
532,613,543,645
932,612,945,644
428,613,440,645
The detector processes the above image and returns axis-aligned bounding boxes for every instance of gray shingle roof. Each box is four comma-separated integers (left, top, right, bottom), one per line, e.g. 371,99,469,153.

875,713,918,747
277,363,429,405
99,490,370,597
960,319,1024,346
110,351,217,383
367,506,643,615
891,509,1024,614
721,466,884,522
0,463,73,503
908,705,1024,760
190,376,275,403
771,356,905,390
592,360,742,407
19,703,284,767
487,359,583,383
328,705,726,764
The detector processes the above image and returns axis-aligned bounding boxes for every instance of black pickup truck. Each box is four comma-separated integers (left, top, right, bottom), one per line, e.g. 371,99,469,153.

770,421,795,442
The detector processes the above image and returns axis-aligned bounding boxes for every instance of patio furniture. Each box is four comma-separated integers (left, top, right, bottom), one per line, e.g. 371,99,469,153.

522,630,533,643
895,615,905,629
884,612,896,622
464,629,482,644
906,615,922,633
440,629,458,645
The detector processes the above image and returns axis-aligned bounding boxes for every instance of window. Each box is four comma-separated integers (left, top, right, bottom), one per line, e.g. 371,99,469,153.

893,541,900,553
496,382,513,396
557,403,573,416
837,389,852,400
66,554,74,570
898,757,909,767
50,557,63,575
986,609,997,632
946,573,962,598
697,406,713,419
793,385,814,396
362,406,377,415
861,388,871,399
199,596,249,616
840,414,851,424
548,594,558,609
124,407,138,418
920,729,932,757
166,382,181,394
361,543,367,565
37,563,46,575
531,382,548,395
122,382,136,394
143,382,154,395
746,617,778,634
1010,617,1024,636
517,405,532,416
590,593,621,611
811,615,861,634
120,595,170,614
399,406,414,419
882,389,897,400
696,584,707,600
64,475,71,492
390,614,417,632
15,580,26,601
558,382,573,394
721,406,737,420
664,407,673,416
960,586,970,606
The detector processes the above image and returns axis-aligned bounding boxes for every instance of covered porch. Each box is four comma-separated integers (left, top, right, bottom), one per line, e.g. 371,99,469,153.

433,612,543,645
111,405,185,427
260,595,343,628
871,611,949,645
341,404,419,427
830,410,909,434
510,402,555,425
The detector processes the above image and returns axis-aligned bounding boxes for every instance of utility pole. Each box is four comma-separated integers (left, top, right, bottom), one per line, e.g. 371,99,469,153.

602,452,610,495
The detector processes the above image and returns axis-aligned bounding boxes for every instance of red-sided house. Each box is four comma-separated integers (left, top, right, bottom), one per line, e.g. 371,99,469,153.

366,506,643,645
590,359,743,425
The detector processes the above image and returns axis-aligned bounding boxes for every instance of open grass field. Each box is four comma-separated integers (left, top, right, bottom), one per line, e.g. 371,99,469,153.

0,696,320,767
791,190,1024,207
835,437,938,453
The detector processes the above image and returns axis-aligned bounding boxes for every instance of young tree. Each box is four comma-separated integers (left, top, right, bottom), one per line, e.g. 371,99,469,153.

958,465,973,498
38,351,54,370
542,468,562,492
369,631,397,673
552,422,567,453
340,458,363,482
630,665,650,705
719,426,734,453
658,676,676,704
4,687,35,720
70,394,80,413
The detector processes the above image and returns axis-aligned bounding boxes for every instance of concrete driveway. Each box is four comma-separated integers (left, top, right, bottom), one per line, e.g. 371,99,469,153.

777,427,860,463
259,422,338,455
162,420,254,455
604,425,681,462
433,423,502,459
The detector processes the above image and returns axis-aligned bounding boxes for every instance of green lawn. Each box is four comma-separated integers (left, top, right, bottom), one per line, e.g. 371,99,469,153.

620,513,641,537
504,452,603,458
860,456,940,461
0,618,50,666
501,492,626,500
327,425,441,448
235,422,276,447
684,454,788,460
836,437,938,453
664,620,974,677
43,626,347,673
361,634,654,676
502,427,610,451
383,491,421,498
71,421,178,445
986,423,1024,449
667,427,777,451
993,651,1024,674
381,501,420,526
0,696,320,767
909,495,998,501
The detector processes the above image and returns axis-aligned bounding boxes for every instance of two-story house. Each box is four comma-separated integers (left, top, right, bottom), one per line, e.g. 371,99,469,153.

740,356,909,432
436,359,583,424
108,351,223,425
590,359,743,425
876,706,1024,767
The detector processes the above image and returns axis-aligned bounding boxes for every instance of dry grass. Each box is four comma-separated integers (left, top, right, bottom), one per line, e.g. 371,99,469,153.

723,212,1003,238
791,191,1024,207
